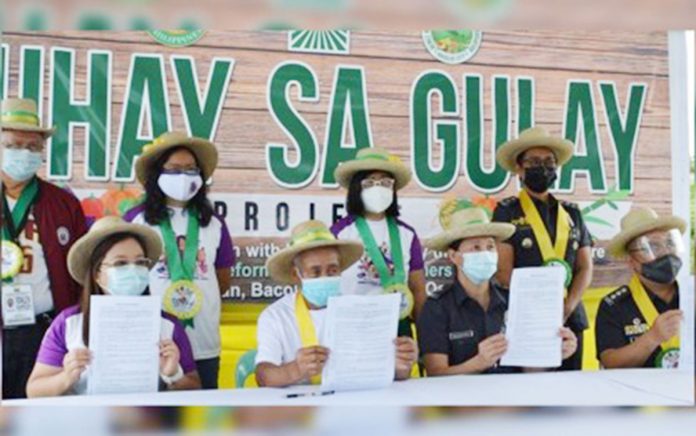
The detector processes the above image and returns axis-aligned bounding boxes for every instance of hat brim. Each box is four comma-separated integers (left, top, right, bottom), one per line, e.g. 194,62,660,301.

1,123,56,137
68,223,163,285
266,239,364,285
135,137,218,185
496,136,574,172
425,223,516,252
334,159,412,190
607,216,687,258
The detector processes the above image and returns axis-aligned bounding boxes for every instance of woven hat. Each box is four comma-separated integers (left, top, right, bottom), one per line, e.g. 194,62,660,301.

496,126,574,172
426,206,515,251
334,147,412,190
134,131,218,185
266,220,363,284
607,206,686,258
0,98,55,136
68,216,162,285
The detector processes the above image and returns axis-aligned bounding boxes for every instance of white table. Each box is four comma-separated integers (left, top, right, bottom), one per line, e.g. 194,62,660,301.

4,369,693,407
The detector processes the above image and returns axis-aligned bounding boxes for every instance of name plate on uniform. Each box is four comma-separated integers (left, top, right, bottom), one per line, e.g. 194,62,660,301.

2,284,35,327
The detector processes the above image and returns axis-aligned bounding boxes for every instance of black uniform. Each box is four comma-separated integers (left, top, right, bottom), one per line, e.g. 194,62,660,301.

595,284,679,368
417,279,521,374
492,194,593,370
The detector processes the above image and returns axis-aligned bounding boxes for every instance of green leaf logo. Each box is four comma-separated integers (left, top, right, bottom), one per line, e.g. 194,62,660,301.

288,30,350,54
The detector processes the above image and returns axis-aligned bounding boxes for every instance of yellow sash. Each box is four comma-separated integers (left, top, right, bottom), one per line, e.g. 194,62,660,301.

519,189,571,262
628,275,680,351
294,292,321,385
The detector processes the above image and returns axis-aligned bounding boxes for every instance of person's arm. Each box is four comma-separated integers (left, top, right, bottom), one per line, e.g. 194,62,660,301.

408,270,426,320
256,346,329,387
600,310,683,368
495,242,514,288
394,337,418,380
166,371,202,390
565,246,592,322
216,267,232,297
159,338,202,390
423,333,508,376
26,349,91,398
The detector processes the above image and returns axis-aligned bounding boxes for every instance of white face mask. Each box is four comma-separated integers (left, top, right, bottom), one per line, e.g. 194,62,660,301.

361,186,394,214
158,173,203,202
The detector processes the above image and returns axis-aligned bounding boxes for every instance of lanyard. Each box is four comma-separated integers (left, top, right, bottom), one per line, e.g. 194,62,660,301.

2,177,39,243
295,292,321,385
518,189,571,263
628,274,680,351
159,209,200,282
354,216,405,288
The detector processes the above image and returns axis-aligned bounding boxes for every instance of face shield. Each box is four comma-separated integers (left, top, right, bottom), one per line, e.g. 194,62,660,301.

627,229,684,263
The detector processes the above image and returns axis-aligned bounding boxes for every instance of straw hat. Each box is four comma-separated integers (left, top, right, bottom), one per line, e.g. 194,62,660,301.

334,147,412,190
67,216,163,285
134,131,218,185
607,206,686,258
425,206,516,251
496,126,574,172
0,98,55,136
266,220,363,284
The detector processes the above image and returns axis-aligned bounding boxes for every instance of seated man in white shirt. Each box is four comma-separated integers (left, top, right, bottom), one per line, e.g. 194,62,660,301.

255,220,419,387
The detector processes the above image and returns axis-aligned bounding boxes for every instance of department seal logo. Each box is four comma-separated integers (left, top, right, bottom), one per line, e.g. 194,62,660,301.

422,30,482,64
147,30,206,47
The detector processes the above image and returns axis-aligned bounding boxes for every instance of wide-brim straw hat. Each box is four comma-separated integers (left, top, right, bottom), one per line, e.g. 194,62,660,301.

334,147,412,190
68,216,163,285
496,126,574,172
0,98,55,136
266,220,363,285
607,206,686,258
426,206,516,251
135,131,218,185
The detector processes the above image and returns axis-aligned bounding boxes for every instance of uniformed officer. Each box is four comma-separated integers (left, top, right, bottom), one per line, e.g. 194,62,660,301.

417,204,577,376
492,126,593,371
596,207,686,369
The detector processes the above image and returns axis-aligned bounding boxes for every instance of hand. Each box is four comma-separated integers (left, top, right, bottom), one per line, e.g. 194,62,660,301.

62,348,91,389
159,339,181,377
475,333,508,370
559,327,578,360
394,337,418,379
649,310,683,344
294,346,329,380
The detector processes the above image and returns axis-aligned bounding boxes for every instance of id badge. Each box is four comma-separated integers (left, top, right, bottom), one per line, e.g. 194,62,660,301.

2,284,36,327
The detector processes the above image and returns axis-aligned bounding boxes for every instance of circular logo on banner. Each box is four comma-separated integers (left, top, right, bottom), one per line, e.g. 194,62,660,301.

422,30,483,64
147,30,206,47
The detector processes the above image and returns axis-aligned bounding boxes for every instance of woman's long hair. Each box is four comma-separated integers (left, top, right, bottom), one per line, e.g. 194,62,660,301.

345,170,400,217
79,232,148,346
143,146,214,227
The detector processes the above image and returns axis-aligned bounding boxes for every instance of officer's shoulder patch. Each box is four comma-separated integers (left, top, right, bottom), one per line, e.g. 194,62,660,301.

602,286,630,307
560,200,580,211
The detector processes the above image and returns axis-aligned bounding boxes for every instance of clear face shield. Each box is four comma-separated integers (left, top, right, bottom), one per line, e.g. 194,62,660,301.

627,229,685,263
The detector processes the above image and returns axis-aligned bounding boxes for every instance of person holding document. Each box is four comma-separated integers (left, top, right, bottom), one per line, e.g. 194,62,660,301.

255,220,418,387
124,131,236,389
25,216,200,397
492,127,593,370
331,147,426,336
596,207,686,369
418,204,577,376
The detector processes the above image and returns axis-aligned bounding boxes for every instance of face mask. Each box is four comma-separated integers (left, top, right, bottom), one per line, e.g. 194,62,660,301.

300,275,342,308
103,264,150,296
158,173,203,202
361,186,394,214
640,254,682,284
461,251,499,285
2,148,43,182
523,166,557,194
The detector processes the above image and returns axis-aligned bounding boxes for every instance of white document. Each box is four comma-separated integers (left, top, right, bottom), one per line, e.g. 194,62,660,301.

320,293,400,392
677,275,694,371
500,266,565,368
87,295,161,395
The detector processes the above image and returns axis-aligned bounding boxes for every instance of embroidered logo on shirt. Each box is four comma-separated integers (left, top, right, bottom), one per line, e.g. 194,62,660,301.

57,226,70,246
449,330,475,340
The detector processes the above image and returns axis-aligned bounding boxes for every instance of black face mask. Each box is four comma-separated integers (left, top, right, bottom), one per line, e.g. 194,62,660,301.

522,166,557,193
641,254,683,284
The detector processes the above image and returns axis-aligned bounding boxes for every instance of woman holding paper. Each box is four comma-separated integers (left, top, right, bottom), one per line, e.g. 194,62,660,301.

331,147,427,336
123,131,235,389
25,216,200,397
417,203,578,376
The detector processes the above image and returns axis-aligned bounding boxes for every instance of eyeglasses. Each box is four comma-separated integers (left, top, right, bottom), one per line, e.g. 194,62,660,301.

361,178,395,189
101,258,153,269
521,158,557,169
162,168,201,176
2,142,44,153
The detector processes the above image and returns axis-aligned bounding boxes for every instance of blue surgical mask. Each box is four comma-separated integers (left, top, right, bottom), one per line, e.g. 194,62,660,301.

300,276,341,308
461,251,499,285
104,264,150,296
2,148,43,182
